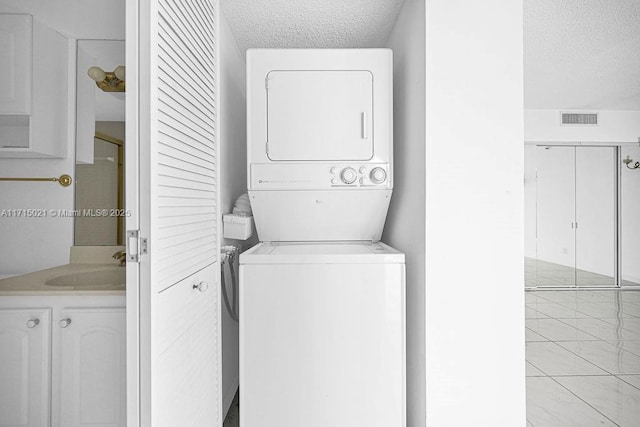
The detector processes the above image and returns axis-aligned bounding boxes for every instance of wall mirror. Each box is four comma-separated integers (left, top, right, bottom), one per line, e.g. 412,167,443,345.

74,40,125,246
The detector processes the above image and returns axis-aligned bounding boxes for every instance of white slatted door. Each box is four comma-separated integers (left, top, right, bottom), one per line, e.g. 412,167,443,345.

127,0,221,426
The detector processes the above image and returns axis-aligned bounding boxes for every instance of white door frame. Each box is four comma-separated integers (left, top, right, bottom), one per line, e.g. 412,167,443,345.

125,0,141,424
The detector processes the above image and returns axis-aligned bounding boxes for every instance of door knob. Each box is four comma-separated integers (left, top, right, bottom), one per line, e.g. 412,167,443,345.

59,318,72,328
193,281,209,292
26,318,40,328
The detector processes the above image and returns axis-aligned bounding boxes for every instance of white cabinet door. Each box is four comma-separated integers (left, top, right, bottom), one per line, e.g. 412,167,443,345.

55,308,126,427
0,308,50,427
266,70,374,161
0,14,31,115
156,264,219,426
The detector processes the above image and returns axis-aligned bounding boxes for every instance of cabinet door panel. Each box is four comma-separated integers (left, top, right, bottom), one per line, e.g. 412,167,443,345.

56,308,125,427
0,14,31,114
156,264,219,426
0,308,50,427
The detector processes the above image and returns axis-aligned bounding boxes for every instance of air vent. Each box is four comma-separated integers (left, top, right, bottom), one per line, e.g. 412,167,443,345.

561,112,598,125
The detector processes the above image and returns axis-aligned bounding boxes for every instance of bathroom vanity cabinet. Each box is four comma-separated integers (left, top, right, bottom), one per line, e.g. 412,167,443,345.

0,295,125,427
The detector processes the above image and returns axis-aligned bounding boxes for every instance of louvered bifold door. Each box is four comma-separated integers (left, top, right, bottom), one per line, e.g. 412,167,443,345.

132,0,221,425
155,0,218,290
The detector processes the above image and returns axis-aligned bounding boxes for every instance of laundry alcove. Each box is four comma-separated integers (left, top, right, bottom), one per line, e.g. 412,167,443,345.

216,0,426,425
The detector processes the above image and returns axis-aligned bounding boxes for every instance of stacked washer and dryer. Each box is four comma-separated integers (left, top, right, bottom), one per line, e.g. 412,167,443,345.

239,49,406,427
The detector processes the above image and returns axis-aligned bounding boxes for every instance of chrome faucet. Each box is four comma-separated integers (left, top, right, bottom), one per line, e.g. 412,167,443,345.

112,250,127,266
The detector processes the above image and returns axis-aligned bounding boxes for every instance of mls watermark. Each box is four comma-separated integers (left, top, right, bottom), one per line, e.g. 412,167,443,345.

0,209,132,218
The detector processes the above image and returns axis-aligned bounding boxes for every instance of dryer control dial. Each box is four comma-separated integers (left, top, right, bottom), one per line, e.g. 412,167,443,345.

370,167,387,184
340,167,357,185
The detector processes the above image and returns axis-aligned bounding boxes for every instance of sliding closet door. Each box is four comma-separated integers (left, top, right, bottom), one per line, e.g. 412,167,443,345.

535,146,576,287
575,147,616,286
527,145,618,288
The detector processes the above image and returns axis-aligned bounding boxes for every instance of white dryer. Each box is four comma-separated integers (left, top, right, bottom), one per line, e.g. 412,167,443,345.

240,49,405,427
246,49,394,242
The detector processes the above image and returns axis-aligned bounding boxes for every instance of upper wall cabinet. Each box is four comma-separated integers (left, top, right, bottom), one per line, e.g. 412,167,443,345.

0,14,31,115
0,14,68,158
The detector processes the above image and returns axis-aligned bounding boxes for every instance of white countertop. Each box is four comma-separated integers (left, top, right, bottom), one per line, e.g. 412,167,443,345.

0,263,126,296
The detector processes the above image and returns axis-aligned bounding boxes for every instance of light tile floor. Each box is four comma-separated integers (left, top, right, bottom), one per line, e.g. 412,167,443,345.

526,289,640,426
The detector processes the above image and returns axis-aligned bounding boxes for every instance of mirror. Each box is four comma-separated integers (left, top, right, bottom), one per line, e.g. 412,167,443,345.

524,145,617,288
74,40,125,246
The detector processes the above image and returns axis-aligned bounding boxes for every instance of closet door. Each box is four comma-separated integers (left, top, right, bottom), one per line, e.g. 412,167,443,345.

575,147,616,286
127,0,222,426
535,146,576,287
528,146,618,288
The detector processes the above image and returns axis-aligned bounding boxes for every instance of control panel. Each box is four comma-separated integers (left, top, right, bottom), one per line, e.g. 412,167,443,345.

330,165,388,187
251,163,391,190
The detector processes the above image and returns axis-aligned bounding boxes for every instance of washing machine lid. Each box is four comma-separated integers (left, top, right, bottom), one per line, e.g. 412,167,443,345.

239,241,404,264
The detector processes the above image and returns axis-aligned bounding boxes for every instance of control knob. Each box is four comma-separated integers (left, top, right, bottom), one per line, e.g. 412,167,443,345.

340,167,357,185
369,167,387,184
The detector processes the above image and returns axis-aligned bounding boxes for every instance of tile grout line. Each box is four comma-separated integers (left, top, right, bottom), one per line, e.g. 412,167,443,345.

525,359,550,378
548,376,621,427
613,374,640,392
549,340,613,375
526,289,640,426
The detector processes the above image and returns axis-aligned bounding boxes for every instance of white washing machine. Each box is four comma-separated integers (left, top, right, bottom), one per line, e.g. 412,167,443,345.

240,49,406,427
240,242,405,427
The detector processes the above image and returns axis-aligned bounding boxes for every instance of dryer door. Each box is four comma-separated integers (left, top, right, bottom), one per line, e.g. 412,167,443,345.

266,70,373,161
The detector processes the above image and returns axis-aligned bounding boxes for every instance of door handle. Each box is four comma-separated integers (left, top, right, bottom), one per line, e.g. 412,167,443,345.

26,318,40,328
361,112,367,139
59,318,72,328
193,281,209,293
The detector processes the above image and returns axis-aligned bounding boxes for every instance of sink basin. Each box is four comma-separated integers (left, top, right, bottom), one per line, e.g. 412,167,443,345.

45,267,125,289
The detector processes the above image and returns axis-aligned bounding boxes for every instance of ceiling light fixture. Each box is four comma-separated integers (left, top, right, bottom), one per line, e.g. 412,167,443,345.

87,65,126,92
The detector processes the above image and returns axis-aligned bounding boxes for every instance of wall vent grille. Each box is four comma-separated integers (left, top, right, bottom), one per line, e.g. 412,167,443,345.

561,112,598,125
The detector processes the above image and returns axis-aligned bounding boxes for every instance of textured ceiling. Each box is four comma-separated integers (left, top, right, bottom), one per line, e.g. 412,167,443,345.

524,0,640,110
220,0,406,51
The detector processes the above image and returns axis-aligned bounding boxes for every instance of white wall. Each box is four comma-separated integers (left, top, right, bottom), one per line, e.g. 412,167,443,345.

218,13,247,415
0,18,73,274
425,0,525,425
622,143,640,285
382,0,425,425
0,0,124,39
525,109,640,143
